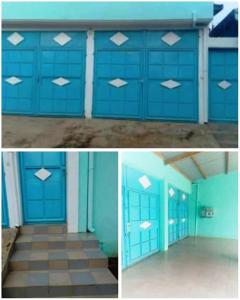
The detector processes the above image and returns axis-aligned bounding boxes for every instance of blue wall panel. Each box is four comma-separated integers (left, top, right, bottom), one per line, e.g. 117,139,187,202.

209,49,238,122
2,31,86,117
122,164,161,268
93,30,198,121
2,164,9,227
19,152,66,224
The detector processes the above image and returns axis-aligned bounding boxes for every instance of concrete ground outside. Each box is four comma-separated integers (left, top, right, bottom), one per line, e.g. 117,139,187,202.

2,116,238,148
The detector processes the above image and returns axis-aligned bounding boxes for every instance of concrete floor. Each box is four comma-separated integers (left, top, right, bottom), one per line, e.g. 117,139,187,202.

122,237,238,298
2,115,238,148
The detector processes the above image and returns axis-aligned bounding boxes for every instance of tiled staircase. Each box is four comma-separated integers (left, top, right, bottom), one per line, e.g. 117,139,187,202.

3,224,118,298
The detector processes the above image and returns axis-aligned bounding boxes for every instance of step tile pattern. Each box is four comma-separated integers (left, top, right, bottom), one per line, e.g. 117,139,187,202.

3,224,118,298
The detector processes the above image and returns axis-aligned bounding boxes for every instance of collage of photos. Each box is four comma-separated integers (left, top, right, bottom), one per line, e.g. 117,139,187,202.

1,1,239,299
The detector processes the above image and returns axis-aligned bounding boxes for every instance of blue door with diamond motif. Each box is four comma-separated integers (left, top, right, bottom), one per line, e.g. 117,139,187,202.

122,165,161,268
93,30,198,121
19,152,66,223
2,31,86,116
168,184,188,245
209,49,238,122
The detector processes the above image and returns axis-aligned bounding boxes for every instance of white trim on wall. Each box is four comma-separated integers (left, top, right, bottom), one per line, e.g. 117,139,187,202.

207,37,238,48
66,152,79,233
84,30,95,118
3,152,23,228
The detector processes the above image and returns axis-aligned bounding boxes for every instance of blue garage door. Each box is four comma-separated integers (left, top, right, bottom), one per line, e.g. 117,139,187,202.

2,163,9,227
209,49,238,122
93,30,198,121
168,185,188,245
122,165,161,268
2,31,86,116
19,152,66,224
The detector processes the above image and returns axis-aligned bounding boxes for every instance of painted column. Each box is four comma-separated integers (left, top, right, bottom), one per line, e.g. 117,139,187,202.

2,152,22,227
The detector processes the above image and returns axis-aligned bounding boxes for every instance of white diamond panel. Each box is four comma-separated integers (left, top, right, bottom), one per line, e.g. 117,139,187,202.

53,32,71,46
168,219,175,225
34,168,52,181
5,76,22,85
108,78,127,88
169,188,175,197
161,80,181,89
161,32,181,46
218,80,231,90
182,194,186,200
52,77,70,86
138,175,151,189
110,32,129,46
140,221,151,230
7,32,24,46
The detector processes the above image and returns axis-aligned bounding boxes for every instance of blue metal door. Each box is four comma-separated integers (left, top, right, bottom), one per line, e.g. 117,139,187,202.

178,191,188,239
122,165,161,268
168,185,179,245
168,185,188,245
20,152,66,224
93,30,198,121
93,31,144,118
2,31,86,117
2,163,9,227
209,49,238,122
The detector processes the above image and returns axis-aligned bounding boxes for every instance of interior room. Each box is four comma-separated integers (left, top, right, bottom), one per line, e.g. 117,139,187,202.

122,151,238,298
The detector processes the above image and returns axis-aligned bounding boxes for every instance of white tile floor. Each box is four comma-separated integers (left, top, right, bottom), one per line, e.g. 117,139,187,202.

122,237,238,298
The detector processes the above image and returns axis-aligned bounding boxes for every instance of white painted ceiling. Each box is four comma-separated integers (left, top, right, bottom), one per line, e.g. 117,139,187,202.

158,152,238,182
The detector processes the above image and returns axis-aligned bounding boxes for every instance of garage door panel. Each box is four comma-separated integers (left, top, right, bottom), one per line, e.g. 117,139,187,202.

3,32,39,49
95,31,144,50
146,31,198,49
209,49,238,122
2,78,34,113
93,79,141,117
3,31,85,116
40,32,86,48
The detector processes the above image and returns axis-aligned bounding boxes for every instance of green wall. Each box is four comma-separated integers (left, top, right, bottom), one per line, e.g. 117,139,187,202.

92,152,118,257
2,2,213,21
122,152,191,250
189,171,238,240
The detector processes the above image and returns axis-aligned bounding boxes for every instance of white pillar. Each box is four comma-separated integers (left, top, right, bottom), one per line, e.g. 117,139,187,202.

198,27,209,124
3,152,22,227
84,30,95,118
66,152,79,233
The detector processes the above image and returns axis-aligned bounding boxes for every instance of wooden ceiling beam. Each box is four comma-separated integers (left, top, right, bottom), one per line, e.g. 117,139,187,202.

165,152,200,165
153,151,165,163
191,156,207,179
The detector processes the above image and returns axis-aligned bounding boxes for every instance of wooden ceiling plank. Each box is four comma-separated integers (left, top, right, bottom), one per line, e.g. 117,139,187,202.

171,164,192,182
191,156,207,179
165,152,200,165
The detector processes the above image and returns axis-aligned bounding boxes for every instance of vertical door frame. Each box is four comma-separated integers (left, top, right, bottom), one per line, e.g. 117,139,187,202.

2,152,23,227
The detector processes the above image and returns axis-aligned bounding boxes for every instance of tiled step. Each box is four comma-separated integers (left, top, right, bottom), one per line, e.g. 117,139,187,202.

20,224,67,235
10,249,108,271
20,224,67,234
3,268,118,297
15,233,99,250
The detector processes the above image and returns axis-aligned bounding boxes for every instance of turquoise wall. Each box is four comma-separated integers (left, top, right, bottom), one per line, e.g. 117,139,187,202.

92,152,118,257
2,2,213,21
122,152,191,250
189,171,238,239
